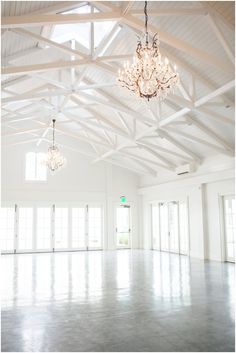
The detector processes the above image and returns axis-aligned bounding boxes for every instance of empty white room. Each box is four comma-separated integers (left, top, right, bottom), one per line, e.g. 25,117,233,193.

1,1,235,352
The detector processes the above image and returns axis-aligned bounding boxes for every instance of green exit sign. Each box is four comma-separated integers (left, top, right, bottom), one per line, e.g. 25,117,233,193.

120,196,126,203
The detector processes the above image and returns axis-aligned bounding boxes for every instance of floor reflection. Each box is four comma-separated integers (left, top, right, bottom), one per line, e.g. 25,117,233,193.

1,250,234,310
1,250,235,352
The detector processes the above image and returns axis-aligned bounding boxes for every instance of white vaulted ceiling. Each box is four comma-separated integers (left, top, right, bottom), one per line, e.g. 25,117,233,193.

1,1,235,177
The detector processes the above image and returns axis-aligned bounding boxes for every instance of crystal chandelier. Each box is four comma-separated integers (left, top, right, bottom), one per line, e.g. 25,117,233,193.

44,119,66,173
118,1,179,100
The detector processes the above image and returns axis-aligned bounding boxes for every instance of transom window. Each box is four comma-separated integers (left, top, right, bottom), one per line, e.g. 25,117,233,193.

25,152,47,181
51,3,118,52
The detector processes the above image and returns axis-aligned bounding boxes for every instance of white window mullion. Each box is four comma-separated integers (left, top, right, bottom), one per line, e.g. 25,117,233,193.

52,205,55,252
85,205,89,250
15,204,19,253
33,206,37,252
68,207,72,250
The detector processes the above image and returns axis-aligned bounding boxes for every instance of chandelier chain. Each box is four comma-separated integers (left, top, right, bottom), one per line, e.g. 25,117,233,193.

52,119,56,148
144,1,148,44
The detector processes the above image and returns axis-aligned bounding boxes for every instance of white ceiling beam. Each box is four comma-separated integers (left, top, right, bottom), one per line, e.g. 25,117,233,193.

69,96,132,136
118,155,157,176
186,116,234,154
2,59,88,76
2,75,28,88
195,80,235,107
200,1,234,31
76,91,156,125
157,129,202,162
166,127,234,157
136,143,177,169
197,107,234,125
137,139,193,163
2,13,122,28
2,138,40,147
12,28,87,59
92,125,159,163
160,80,235,127
130,8,207,16
2,127,45,137
2,47,42,66
28,2,85,15
207,14,234,65
55,126,112,149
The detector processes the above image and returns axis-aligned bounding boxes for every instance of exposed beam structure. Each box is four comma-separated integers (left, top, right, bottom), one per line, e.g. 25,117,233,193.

166,127,234,157
1,1,235,177
157,129,202,163
186,116,234,154
207,14,234,65
159,81,235,127
2,13,122,28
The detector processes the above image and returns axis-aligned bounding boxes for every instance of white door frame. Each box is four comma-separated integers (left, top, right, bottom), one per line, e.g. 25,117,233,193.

115,203,132,249
150,199,190,256
219,193,235,263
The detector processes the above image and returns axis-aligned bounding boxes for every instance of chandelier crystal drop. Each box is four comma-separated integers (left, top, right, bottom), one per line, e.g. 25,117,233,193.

118,1,179,100
44,119,66,173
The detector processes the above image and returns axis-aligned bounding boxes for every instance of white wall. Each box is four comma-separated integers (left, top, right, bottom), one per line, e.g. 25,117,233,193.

1,143,140,250
139,168,235,261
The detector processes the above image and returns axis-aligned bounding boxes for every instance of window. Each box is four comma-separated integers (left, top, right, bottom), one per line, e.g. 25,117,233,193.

25,152,47,181
54,208,68,249
36,208,51,250
88,207,102,249
18,208,33,250
223,195,235,262
0,208,15,252
72,208,86,249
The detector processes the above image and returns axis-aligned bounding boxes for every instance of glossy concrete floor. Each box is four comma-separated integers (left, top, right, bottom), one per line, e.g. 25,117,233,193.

1,250,235,352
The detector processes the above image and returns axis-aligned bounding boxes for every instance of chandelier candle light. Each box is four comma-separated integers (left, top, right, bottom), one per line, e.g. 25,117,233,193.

44,119,66,173
118,1,179,100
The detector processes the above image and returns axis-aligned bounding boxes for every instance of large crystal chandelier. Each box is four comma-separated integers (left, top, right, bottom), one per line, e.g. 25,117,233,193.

44,119,66,173
118,1,179,100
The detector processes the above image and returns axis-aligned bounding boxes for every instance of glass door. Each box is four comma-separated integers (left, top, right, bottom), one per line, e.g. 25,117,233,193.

151,205,160,250
179,201,188,255
169,202,179,253
152,201,189,255
160,203,169,251
36,207,52,251
116,206,131,249
54,207,69,250
0,207,15,253
18,207,34,252
71,207,86,250
223,195,235,262
88,206,103,249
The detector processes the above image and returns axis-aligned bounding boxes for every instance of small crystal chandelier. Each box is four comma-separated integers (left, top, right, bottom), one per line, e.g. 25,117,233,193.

44,119,66,173
118,1,179,100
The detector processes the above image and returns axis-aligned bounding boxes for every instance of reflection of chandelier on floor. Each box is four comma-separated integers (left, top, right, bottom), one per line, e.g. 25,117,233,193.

118,1,179,100
44,119,66,173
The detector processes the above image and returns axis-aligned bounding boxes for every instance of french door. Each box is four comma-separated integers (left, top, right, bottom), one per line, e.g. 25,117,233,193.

152,201,189,255
0,207,15,253
0,204,103,254
223,195,235,262
116,205,131,249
